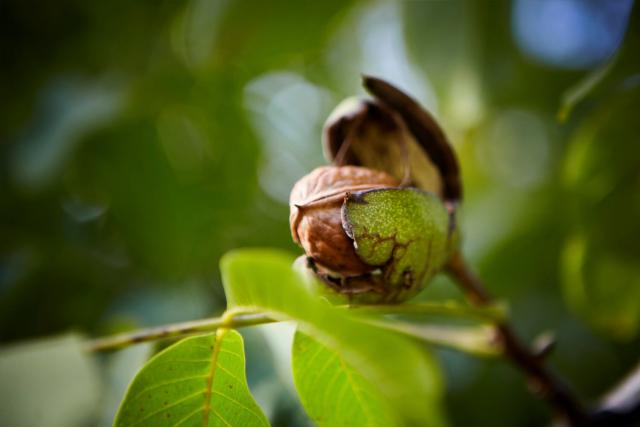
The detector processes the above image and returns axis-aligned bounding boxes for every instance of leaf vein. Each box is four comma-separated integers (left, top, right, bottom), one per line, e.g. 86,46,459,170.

212,390,267,424
172,405,204,427
219,348,242,359
211,408,233,427
129,375,208,401
129,390,203,427
203,329,227,427
217,364,244,383
339,356,375,422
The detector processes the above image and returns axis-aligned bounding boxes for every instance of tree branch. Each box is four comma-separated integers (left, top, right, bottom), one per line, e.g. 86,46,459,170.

84,311,275,352
85,302,504,354
447,252,589,426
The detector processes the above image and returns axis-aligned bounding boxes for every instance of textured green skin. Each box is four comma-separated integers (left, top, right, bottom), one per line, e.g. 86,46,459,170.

342,188,456,303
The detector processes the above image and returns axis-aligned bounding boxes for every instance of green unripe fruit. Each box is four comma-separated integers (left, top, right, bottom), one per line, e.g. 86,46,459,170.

343,187,457,303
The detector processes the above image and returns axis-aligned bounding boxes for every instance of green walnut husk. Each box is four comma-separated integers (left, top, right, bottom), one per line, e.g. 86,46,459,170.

290,173,458,304
342,188,458,303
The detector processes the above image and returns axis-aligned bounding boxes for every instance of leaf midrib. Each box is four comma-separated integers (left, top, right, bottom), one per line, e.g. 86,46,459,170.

203,328,228,427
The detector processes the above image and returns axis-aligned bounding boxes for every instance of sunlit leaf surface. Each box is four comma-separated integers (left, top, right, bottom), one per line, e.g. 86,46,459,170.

292,330,400,427
115,330,269,427
221,249,446,427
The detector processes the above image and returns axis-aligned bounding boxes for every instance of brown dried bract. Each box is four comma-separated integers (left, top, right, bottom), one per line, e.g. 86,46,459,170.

289,165,398,276
323,75,462,204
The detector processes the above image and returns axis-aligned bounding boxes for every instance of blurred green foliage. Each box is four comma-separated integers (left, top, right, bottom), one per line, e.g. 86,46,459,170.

1,0,639,426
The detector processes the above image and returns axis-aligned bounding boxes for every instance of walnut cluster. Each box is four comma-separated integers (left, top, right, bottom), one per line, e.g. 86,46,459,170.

288,76,461,303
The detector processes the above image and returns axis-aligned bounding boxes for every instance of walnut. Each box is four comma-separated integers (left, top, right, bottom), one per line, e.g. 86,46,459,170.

288,76,462,304
289,165,398,276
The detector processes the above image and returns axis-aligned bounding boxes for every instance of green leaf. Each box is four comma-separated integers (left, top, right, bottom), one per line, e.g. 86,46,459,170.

0,334,101,427
99,343,153,426
292,330,400,427
347,300,508,323
114,329,269,427
221,249,446,426
363,319,500,357
343,188,454,302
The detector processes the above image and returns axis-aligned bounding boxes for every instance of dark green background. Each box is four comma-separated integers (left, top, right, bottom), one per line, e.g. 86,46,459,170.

1,1,639,425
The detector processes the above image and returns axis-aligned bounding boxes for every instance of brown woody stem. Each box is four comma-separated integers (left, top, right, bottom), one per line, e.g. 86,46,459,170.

447,251,589,426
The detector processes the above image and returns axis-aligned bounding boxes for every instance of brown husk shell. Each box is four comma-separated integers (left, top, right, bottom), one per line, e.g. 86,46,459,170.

289,165,398,276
